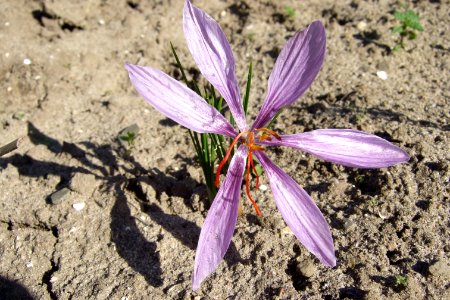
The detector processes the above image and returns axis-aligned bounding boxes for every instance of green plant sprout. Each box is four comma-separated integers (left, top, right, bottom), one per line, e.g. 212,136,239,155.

245,32,255,41
395,274,407,286
119,127,139,157
355,175,365,185
170,43,257,202
284,6,296,19
391,8,424,51
355,113,365,125
368,197,379,207
120,131,137,147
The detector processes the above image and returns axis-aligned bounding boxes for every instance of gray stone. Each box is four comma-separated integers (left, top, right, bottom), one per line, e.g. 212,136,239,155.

49,188,70,205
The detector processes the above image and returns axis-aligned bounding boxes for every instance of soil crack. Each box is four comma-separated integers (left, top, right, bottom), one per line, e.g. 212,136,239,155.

2,218,60,298
1,219,58,238
42,255,59,300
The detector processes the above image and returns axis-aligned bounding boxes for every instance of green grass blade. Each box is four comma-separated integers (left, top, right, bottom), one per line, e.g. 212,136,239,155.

266,107,284,129
243,62,253,115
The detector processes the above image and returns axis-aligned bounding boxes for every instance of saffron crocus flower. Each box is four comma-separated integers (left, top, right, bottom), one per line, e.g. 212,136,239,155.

125,0,409,291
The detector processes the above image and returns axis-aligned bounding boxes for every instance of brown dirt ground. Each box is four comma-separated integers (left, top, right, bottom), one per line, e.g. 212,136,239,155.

0,0,449,299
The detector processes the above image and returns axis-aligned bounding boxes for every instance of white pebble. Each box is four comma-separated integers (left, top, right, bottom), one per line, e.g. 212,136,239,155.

258,184,268,191
220,11,227,17
26,261,33,268
5,52,10,58
5,22,10,27
72,202,85,211
23,58,31,65
98,19,105,25
376,70,388,80
356,21,367,31
7,86,12,92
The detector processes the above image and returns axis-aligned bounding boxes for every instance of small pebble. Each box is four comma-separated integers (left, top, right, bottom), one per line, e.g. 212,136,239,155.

5,52,10,58
5,22,10,27
376,70,388,80
259,184,268,191
98,19,105,25
23,58,31,65
26,261,33,268
49,188,70,205
72,202,85,211
357,21,367,31
220,11,227,17
7,86,12,92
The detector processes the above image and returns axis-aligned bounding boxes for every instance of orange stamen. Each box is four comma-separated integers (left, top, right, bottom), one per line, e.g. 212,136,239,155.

246,148,261,216
215,127,279,217
250,155,259,189
215,131,246,188
259,134,272,142
256,128,281,140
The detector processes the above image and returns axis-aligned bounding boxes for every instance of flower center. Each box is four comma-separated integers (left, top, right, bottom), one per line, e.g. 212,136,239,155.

215,128,281,216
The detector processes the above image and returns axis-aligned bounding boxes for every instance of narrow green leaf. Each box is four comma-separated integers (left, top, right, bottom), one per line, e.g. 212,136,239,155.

170,42,202,96
243,62,253,115
266,107,284,129
170,42,189,85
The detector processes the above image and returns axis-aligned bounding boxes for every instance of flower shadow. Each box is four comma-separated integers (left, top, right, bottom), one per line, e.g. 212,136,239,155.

1,122,241,287
0,276,34,300
128,175,242,267
110,183,163,287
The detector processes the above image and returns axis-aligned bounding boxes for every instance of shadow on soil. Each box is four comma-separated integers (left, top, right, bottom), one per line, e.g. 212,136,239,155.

0,122,241,288
302,91,449,132
0,276,34,300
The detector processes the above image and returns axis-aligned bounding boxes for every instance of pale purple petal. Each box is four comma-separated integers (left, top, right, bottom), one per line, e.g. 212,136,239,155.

192,145,248,290
125,64,236,138
254,151,336,267
253,21,326,129
183,0,247,132
260,129,410,168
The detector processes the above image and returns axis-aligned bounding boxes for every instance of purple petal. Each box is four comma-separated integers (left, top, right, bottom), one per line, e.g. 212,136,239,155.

183,0,247,132
254,151,336,267
260,129,410,168
125,64,236,138
253,21,326,129
192,145,248,290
